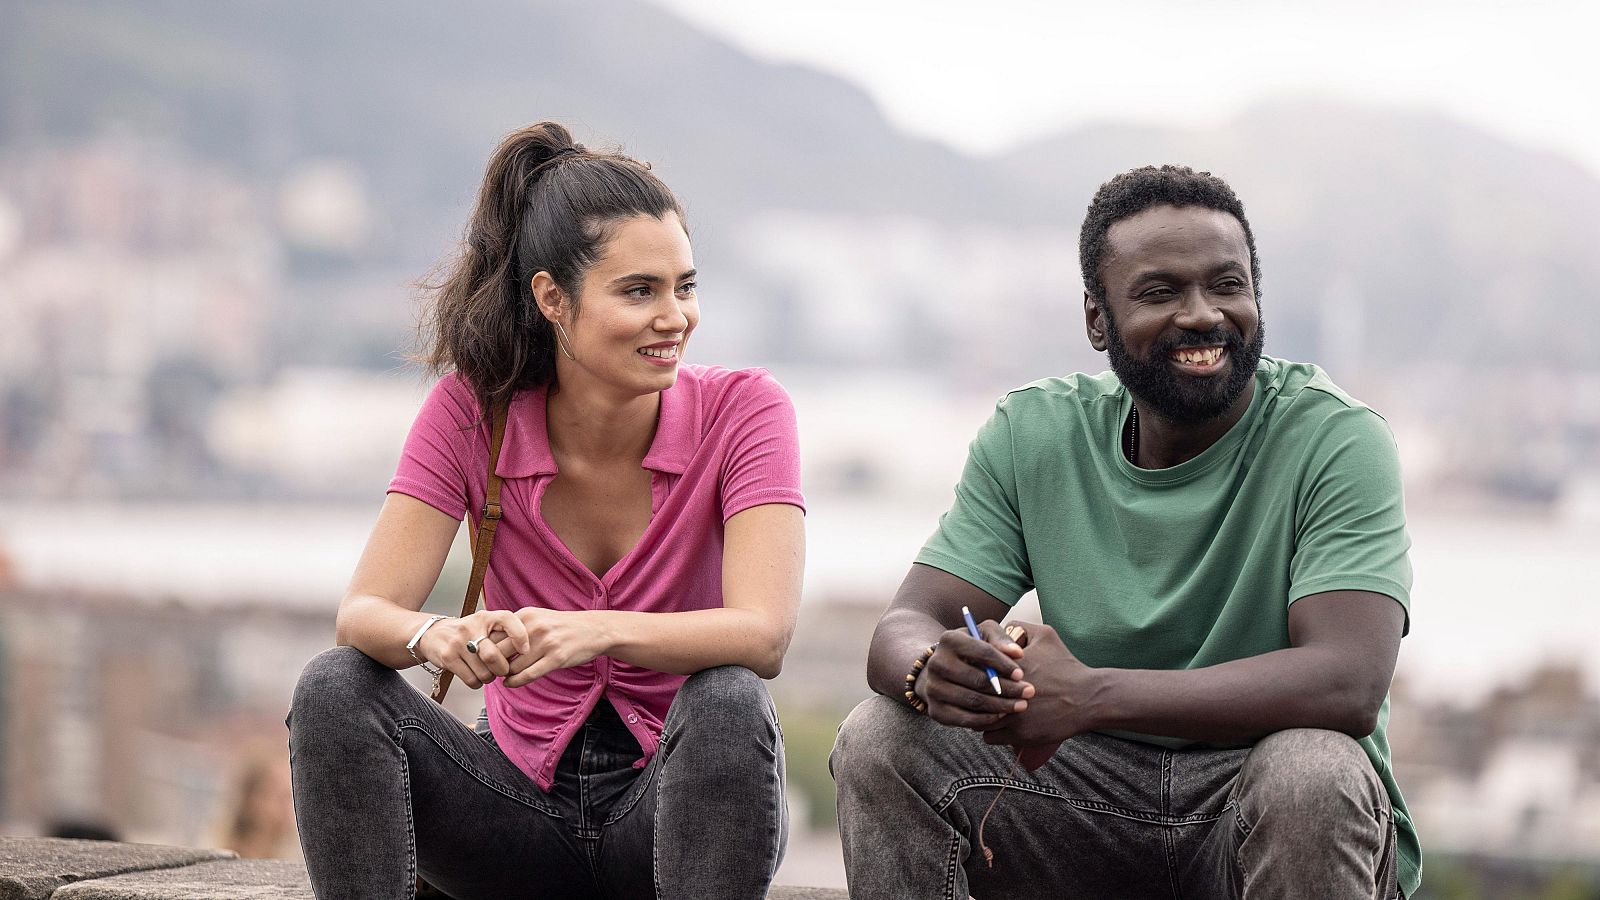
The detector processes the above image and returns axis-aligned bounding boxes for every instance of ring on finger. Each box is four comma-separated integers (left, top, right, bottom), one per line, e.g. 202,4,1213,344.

466,635,490,655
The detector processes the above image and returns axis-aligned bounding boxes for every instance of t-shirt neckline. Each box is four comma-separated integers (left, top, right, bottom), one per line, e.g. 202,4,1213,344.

1113,360,1273,486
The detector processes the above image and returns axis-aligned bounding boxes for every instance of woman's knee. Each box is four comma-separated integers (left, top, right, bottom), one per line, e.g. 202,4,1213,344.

662,667,782,782
289,646,394,726
673,665,775,732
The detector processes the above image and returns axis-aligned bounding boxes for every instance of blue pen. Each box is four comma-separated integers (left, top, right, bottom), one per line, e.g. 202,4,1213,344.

961,606,1005,695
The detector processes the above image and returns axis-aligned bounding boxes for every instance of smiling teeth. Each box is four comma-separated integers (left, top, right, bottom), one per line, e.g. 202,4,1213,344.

1173,347,1223,365
639,347,677,359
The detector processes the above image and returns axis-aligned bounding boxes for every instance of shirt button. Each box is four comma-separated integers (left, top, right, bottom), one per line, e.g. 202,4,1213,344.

627,714,638,724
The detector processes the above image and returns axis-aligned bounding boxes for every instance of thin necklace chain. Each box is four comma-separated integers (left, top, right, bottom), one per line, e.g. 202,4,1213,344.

1125,404,1139,464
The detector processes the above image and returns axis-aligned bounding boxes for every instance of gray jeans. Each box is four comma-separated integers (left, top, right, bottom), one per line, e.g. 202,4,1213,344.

831,696,1398,900
287,647,787,900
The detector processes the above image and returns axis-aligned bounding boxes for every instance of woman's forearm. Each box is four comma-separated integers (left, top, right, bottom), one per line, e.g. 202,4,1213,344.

334,493,463,671
591,607,792,678
336,594,443,670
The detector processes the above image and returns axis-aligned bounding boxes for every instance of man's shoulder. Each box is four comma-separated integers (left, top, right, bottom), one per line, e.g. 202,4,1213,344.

1257,358,1399,473
998,369,1124,412
1261,356,1385,424
968,371,1123,462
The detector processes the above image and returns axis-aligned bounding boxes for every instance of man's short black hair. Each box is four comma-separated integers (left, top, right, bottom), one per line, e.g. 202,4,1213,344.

1079,165,1262,306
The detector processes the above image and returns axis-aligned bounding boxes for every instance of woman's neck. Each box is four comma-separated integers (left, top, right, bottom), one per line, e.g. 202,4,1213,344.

545,378,661,465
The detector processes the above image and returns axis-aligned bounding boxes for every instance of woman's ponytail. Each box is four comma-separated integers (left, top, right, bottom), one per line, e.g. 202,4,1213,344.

417,122,682,417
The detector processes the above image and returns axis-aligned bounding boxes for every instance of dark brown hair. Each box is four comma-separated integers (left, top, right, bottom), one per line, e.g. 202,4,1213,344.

1079,164,1261,306
418,121,684,414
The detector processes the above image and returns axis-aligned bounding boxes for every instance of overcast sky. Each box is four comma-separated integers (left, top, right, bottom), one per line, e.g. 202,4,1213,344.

649,0,1600,175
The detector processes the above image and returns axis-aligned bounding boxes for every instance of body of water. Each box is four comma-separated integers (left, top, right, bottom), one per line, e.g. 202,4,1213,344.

1,499,1596,702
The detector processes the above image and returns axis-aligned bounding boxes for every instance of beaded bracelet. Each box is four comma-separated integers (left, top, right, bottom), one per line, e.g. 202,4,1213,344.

902,644,937,713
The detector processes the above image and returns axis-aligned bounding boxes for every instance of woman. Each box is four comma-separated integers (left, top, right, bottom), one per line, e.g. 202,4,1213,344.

287,122,805,899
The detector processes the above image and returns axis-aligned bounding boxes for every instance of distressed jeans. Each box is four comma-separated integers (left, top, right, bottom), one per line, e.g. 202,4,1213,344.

287,647,787,900
831,696,1399,900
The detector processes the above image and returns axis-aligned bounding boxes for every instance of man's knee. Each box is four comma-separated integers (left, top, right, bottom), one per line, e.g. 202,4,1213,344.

1236,728,1383,820
830,694,931,785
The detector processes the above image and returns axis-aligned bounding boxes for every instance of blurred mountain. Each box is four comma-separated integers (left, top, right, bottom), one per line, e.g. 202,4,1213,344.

3,1,1598,375
1001,99,1600,373
0,0,1041,254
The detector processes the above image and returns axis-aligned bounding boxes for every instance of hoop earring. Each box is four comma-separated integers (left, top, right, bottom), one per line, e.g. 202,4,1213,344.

553,320,577,361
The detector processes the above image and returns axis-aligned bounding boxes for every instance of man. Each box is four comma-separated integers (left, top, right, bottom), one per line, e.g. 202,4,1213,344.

831,165,1416,899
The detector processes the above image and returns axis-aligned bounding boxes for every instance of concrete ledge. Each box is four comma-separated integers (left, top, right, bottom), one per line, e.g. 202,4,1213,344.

0,839,234,900
50,859,310,899
0,838,846,898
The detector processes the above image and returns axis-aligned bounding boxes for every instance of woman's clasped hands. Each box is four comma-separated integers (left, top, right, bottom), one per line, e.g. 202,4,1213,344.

415,608,607,689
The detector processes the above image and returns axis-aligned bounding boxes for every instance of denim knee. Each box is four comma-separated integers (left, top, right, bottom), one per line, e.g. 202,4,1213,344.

1235,728,1383,821
289,645,392,729
830,695,926,783
674,665,775,731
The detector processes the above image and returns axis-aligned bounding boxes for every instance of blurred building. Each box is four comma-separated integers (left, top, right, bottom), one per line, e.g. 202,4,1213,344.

0,584,328,844
0,502,476,844
1392,664,1600,866
0,136,281,499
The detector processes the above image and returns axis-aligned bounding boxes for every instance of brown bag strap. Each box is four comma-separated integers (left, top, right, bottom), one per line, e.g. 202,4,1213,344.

430,397,511,704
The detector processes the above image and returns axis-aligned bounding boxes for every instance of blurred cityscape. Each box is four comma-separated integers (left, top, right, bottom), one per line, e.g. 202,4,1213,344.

3,1,1600,896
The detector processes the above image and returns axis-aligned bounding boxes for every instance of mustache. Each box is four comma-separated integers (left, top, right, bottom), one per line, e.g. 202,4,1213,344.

1155,327,1245,355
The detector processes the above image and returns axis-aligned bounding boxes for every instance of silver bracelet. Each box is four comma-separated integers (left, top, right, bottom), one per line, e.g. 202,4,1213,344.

405,614,447,677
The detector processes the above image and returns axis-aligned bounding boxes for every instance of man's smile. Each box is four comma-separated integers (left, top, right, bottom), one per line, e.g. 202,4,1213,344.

1168,345,1227,376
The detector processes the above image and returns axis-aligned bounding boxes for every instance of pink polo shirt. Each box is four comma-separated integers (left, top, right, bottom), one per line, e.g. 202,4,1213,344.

388,365,805,791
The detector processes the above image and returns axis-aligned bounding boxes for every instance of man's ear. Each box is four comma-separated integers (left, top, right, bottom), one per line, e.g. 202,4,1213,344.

1085,292,1108,352
531,272,565,322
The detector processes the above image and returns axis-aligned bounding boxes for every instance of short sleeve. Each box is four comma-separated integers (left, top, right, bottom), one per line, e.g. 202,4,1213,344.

1288,406,1413,631
718,372,806,521
388,377,481,521
915,400,1034,605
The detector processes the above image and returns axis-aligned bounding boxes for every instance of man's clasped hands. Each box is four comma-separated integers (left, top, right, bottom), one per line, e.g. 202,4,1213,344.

914,618,1107,771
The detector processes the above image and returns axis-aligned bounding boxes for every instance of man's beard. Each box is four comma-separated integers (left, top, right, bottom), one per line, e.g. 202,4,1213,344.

1104,307,1264,425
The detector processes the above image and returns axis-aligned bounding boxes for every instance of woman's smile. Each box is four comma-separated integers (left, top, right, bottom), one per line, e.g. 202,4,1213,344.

637,341,681,366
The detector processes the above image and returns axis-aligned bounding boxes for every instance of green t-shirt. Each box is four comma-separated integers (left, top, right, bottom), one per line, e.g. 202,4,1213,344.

917,356,1419,896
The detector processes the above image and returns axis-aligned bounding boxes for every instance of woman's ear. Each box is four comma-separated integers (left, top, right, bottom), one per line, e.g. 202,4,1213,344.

531,272,565,322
